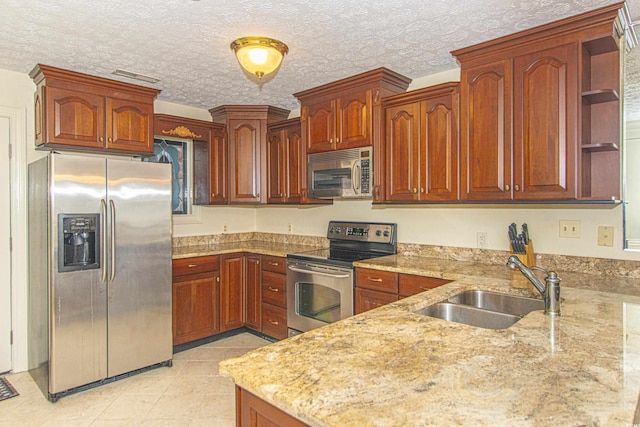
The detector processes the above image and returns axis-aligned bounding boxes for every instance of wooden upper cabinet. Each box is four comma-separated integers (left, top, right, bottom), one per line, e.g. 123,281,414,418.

294,68,411,201
383,83,459,203
453,2,624,202
210,105,290,204
155,114,227,205
266,118,326,205
30,64,159,155
513,43,578,200
459,60,513,201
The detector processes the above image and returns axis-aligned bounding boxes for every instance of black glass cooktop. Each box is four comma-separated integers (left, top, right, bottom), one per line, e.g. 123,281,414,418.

287,248,391,268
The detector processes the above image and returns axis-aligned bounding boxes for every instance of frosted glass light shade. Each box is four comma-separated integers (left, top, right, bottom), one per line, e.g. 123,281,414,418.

230,37,288,79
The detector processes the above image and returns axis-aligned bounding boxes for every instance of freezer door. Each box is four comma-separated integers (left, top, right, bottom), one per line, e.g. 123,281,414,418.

48,154,108,394
106,158,172,376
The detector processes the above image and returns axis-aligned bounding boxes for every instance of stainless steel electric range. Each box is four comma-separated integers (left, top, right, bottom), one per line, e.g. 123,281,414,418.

286,221,397,336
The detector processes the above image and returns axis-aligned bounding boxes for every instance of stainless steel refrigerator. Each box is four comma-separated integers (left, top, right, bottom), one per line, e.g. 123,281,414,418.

28,152,173,401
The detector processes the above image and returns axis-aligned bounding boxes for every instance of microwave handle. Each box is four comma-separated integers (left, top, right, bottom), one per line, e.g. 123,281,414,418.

353,163,361,192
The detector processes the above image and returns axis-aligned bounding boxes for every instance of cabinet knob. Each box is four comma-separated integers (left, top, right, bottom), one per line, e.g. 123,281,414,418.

211,192,216,198
216,277,220,282
99,137,104,143
505,184,511,191
256,193,260,198
337,137,340,144
514,184,520,191
420,187,424,193
413,188,417,194
108,137,113,143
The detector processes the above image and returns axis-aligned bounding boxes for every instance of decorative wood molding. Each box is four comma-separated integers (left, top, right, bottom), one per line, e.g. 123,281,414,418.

162,126,202,139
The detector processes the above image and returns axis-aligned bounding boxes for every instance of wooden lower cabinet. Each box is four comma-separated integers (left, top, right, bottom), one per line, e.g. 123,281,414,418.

355,267,451,314
245,254,262,330
220,253,245,332
237,387,309,427
172,256,221,346
261,255,288,340
356,288,398,314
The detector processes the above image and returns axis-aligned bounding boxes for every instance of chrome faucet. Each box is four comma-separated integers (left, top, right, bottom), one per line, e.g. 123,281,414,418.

506,256,562,317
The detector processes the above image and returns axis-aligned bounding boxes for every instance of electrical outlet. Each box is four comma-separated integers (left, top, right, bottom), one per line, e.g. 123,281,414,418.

559,220,581,238
597,226,614,246
223,224,228,233
288,223,293,233
477,232,488,249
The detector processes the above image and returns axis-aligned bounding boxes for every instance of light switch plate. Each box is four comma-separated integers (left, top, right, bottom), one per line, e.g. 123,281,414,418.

559,220,581,238
598,226,614,246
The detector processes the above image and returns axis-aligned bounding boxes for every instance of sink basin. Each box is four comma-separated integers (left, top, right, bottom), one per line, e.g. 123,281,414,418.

447,290,544,317
414,303,521,330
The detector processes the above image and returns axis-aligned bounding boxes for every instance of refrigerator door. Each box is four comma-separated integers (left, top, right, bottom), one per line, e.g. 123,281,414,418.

106,158,172,377
49,154,108,394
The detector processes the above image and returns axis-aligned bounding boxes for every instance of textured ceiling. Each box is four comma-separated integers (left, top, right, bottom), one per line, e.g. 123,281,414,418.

1,0,638,120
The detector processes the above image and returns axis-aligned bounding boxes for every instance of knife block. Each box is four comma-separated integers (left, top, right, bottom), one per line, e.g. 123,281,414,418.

511,240,536,267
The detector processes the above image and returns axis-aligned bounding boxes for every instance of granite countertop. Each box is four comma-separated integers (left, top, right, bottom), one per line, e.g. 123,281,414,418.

219,257,640,426
172,241,324,259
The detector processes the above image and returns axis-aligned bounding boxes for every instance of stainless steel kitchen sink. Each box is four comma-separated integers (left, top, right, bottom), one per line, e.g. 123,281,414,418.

414,303,521,329
447,290,544,317
414,290,544,329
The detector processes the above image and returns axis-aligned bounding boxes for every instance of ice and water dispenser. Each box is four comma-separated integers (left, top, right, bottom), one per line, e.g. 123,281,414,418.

58,214,100,272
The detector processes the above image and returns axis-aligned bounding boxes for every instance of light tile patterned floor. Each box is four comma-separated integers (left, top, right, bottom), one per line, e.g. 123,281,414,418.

0,333,270,426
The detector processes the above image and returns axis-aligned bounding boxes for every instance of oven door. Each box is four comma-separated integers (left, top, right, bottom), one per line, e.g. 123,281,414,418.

286,260,354,334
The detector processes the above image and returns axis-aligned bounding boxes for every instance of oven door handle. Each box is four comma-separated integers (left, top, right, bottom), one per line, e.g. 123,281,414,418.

288,265,351,279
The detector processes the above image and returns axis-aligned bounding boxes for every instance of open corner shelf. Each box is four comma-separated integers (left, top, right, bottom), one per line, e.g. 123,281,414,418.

581,142,619,152
582,89,619,104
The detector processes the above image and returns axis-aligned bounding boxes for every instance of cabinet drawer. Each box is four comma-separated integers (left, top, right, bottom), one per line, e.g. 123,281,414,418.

399,274,451,297
355,268,398,293
262,271,286,307
172,255,220,277
261,303,287,340
262,255,286,274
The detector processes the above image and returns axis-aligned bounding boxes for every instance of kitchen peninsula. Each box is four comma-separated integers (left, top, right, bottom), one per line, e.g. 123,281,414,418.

219,254,640,426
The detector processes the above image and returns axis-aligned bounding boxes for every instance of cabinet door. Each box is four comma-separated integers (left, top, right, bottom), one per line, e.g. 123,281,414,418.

172,272,220,346
460,60,513,200
355,288,398,314
422,94,459,201
286,126,303,203
238,387,308,427
106,97,154,154
209,128,228,203
45,86,105,149
303,100,336,153
244,254,262,331
385,101,420,202
337,90,371,150
513,43,578,200
228,119,263,203
266,130,286,203
220,254,245,331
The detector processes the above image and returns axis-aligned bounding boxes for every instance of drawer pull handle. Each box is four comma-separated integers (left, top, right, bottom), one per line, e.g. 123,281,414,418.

187,264,200,268
216,277,220,282
367,277,383,282
268,287,279,292
268,319,279,325
268,262,279,266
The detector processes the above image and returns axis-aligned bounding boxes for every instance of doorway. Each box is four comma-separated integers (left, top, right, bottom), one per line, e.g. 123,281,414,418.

0,116,11,373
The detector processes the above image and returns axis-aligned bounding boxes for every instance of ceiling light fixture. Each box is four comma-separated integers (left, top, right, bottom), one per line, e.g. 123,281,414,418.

230,36,288,79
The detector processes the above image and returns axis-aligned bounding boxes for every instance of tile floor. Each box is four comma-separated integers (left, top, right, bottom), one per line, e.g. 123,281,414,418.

0,333,271,427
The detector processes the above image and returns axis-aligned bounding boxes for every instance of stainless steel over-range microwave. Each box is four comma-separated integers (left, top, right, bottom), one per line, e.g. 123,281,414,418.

308,147,372,199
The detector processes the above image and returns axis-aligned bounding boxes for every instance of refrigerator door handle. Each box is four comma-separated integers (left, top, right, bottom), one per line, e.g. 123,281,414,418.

109,199,116,281
100,199,107,283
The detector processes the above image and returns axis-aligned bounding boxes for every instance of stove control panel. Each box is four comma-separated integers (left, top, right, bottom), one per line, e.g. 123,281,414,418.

327,221,396,244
